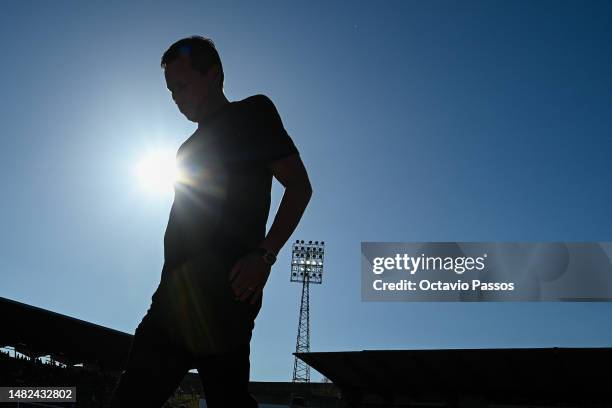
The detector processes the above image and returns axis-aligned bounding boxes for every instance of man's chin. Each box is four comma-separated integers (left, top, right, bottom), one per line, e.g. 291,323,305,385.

183,111,199,123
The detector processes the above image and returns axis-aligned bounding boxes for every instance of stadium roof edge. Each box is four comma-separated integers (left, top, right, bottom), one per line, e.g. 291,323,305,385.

0,296,129,337
0,296,132,370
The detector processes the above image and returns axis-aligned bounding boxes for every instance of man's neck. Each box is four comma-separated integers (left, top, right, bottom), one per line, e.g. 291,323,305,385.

197,93,230,127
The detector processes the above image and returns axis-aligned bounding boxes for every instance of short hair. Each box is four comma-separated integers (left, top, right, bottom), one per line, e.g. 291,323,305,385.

161,36,224,89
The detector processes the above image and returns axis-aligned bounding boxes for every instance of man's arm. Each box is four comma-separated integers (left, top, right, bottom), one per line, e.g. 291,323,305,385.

260,153,312,254
229,153,312,303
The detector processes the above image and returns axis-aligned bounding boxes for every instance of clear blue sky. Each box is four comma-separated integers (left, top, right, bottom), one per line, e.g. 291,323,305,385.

1,1,611,381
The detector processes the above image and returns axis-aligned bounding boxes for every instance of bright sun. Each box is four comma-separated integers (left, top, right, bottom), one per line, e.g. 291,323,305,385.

134,149,180,194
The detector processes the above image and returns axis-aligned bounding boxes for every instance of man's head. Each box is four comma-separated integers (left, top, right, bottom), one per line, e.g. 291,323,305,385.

161,36,225,122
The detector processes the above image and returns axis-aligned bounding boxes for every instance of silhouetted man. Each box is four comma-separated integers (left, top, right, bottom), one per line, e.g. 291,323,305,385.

110,36,312,407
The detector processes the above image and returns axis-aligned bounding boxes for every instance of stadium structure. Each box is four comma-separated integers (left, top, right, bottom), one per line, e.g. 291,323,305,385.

1,296,611,407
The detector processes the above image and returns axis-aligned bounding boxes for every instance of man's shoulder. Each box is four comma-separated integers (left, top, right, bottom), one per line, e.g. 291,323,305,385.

235,94,278,116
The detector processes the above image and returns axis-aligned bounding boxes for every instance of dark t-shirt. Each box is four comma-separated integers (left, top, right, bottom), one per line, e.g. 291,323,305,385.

163,94,299,270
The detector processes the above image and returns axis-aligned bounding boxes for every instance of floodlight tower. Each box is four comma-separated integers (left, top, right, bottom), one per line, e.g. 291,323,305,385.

290,239,325,383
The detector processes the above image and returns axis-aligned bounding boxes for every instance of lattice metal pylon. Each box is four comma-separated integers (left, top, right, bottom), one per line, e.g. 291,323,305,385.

290,240,325,383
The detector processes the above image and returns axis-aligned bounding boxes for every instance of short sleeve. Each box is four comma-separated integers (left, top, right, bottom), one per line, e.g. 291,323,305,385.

247,94,299,164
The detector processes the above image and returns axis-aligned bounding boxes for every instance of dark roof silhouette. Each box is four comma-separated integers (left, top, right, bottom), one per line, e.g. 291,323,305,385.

297,348,612,406
0,296,132,370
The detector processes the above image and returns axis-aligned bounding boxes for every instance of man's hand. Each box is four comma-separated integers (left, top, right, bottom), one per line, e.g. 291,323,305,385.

229,252,272,304
229,154,311,305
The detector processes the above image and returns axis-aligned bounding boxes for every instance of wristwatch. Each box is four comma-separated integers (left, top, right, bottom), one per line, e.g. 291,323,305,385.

253,247,277,265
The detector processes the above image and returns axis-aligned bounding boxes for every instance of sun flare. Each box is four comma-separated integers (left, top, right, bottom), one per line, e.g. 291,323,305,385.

134,149,180,194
